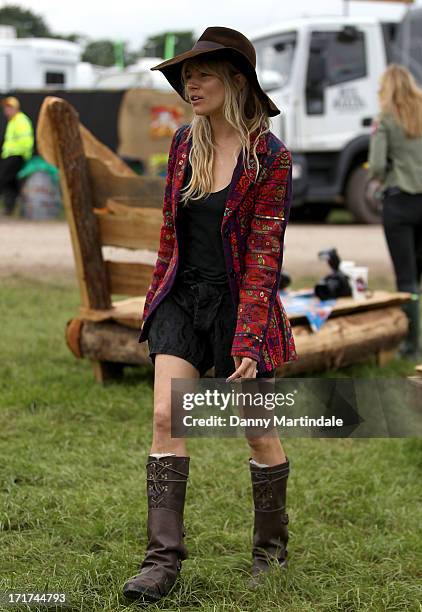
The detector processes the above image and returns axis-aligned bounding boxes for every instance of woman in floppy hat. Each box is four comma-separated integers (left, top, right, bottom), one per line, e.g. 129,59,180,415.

123,26,296,603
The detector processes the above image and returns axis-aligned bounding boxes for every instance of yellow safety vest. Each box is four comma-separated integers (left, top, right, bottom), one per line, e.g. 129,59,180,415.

1,111,34,161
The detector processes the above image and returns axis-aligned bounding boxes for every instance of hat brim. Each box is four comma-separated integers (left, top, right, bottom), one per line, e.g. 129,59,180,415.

151,47,280,117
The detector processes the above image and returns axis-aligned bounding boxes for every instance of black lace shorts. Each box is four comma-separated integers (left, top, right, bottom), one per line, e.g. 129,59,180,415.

147,272,275,379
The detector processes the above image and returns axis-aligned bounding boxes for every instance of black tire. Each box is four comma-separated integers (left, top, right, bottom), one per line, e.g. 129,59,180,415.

345,165,382,224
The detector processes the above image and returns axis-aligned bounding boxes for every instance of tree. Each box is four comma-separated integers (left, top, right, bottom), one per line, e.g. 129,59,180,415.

140,31,194,59
0,5,51,37
82,40,117,67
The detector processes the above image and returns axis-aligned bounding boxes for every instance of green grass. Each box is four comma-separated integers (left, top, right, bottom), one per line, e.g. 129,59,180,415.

0,276,421,611
327,208,355,225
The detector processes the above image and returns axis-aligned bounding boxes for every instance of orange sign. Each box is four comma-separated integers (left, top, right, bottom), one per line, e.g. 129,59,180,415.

150,105,184,138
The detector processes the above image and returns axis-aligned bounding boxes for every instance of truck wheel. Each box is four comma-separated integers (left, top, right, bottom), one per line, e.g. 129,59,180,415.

345,165,382,224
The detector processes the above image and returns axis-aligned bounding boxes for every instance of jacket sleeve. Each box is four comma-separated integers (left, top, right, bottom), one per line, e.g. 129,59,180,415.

368,115,388,181
141,126,182,322
231,148,292,363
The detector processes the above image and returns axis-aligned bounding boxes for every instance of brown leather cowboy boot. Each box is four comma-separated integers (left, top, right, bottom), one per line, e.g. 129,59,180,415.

248,456,290,588
122,455,190,603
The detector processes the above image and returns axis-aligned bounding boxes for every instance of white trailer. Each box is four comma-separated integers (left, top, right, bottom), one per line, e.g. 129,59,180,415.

249,10,421,223
0,36,81,91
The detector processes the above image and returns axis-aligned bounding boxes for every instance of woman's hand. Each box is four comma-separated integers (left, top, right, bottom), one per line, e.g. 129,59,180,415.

226,356,258,382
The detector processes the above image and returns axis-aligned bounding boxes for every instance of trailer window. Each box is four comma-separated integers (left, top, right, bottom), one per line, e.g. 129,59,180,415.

45,72,65,85
254,32,297,91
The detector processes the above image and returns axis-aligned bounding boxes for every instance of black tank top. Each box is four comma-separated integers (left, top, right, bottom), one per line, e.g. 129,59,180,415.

176,160,230,285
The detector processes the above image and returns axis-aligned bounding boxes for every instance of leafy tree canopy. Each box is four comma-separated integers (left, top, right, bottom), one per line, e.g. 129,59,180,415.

82,40,116,67
0,4,50,37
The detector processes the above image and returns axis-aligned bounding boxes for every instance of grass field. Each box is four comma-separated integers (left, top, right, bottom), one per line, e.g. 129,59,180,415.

0,276,421,612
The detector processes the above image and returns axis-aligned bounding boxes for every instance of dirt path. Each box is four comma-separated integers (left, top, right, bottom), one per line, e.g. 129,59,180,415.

0,218,395,284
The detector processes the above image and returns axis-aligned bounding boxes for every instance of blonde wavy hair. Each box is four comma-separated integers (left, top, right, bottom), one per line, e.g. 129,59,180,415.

179,56,270,204
378,63,422,138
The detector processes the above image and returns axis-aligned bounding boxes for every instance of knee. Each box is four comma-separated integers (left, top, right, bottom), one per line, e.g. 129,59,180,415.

153,402,172,438
246,435,278,454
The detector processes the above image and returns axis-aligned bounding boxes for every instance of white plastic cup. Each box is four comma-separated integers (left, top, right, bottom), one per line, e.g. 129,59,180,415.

348,266,368,300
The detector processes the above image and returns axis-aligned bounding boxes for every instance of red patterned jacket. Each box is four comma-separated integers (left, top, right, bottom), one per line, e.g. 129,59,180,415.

138,124,298,372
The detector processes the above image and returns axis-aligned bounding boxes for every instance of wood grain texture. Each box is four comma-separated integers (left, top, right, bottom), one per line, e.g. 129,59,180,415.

105,261,155,296
94,207,161,250
87,158,165,209
40,96,111,309
277,306,408,376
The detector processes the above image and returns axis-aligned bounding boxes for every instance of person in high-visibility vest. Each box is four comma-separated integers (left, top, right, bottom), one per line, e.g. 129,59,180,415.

0,96,34,215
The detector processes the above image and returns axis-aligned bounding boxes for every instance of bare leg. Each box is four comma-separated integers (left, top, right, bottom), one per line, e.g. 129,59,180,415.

122,355,196,603
246,434,287,466
150,354,199,456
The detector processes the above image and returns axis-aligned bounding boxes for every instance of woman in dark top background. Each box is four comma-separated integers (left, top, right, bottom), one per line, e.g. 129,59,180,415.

123,27,296,603
368,64,422,360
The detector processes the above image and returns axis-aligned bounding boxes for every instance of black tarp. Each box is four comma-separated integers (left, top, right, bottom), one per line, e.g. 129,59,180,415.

0,89,127,155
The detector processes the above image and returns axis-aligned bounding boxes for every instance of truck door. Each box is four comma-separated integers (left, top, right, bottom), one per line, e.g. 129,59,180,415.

300,26,369,152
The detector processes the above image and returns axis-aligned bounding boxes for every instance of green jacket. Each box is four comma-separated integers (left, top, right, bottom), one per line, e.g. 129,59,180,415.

1,111,34,161
368,111,422,193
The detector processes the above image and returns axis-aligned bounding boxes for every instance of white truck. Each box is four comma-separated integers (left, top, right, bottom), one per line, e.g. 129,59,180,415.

250,9,422,223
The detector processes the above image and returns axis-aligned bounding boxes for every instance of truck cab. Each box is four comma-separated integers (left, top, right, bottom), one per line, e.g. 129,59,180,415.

249,16,400,223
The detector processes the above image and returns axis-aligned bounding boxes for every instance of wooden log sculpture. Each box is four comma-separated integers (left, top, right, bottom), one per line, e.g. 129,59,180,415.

37,96,164,381
37,96,411,382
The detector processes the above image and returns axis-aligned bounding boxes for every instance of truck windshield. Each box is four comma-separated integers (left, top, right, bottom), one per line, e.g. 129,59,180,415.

254,32,297,91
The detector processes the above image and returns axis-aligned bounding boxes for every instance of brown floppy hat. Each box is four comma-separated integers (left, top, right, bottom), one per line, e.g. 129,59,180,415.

150,26,280,117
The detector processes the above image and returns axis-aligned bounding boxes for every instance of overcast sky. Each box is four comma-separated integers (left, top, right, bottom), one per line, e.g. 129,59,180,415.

2,0,421,50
